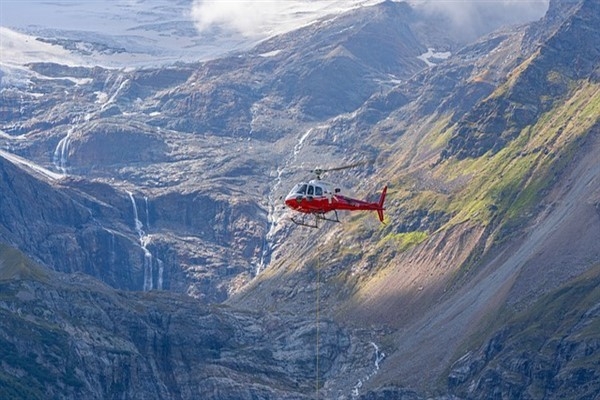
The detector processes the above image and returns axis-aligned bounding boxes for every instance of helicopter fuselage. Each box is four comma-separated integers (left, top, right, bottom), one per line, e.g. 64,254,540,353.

284,180,386,224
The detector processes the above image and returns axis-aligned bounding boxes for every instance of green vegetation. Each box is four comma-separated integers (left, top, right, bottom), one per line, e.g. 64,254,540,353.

438,80,600,236
362,79,600,297
383,231,428,252
420,114,454,152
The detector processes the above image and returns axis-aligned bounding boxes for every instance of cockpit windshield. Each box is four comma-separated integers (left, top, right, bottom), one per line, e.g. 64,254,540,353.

288,183,308,197
287,182,328,199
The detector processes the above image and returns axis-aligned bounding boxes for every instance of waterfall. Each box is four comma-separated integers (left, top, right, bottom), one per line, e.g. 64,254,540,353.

53,76,130,174
257,165,285,275
157,259,164,290
141,238,153,292
371,342,386,371
257,127,318,275
128,192,159,291
129,192,144,237
351,342,386,397
144,196,150,230
53,115,83,174
53,127,73,173
99,75,129,111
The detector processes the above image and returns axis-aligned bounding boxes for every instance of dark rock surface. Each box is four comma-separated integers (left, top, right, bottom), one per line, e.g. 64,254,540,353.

0,244,353,399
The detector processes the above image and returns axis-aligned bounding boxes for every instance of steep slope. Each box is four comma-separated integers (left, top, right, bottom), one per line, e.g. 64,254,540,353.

351,0,600,395
0,152,143,290
366,116,599,393
0,147,267,301
447,264,600,399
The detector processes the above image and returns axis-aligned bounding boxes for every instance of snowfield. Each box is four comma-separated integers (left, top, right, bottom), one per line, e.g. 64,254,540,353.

0,0,381,68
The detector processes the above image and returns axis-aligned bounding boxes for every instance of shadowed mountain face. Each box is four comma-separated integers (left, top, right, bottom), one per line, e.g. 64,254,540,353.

0,244,353,399
1,0,600,398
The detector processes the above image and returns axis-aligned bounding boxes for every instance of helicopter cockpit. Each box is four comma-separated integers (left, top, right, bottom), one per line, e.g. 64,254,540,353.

286,181,341,201
287,182,323,198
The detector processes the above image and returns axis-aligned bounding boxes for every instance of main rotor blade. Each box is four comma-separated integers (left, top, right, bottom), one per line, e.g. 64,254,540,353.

310,161,369,176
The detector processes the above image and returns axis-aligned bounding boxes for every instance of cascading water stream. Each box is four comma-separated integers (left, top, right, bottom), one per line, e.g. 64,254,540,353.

128,192,163,291
53,75,130,174
351,341,386,397
257,127,316,275
257,165,285,275
53,115,82,173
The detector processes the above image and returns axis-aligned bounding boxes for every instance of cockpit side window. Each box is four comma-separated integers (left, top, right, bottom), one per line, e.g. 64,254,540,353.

296,184,307,195
307,185,314,195
315,186,323,196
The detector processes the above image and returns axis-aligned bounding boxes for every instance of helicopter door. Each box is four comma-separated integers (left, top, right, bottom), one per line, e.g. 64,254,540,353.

307,185,314,201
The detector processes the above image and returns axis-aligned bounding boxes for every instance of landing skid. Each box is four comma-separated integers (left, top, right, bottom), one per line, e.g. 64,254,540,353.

291,211,341,228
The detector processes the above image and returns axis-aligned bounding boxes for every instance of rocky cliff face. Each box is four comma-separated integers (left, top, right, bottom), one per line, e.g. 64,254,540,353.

442,0,600,160
0,244,362,399
1,0,600,398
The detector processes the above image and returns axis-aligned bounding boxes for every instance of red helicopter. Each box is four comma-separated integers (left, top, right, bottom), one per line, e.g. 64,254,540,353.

284,163,387,228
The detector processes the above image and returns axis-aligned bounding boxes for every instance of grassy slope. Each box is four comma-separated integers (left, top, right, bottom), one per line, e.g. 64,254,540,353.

375,77,598,265
0,243,51,283
279,74,600,334
335,77,597,282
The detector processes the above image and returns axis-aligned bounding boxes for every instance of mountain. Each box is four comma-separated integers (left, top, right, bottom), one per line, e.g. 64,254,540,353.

0,0,453,303
1,0,599,398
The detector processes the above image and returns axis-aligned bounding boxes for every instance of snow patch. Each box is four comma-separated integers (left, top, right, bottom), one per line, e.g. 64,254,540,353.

259,49,282,58
0,149,64,181
94,91,109,104
418,48,452,67
0,27,88,67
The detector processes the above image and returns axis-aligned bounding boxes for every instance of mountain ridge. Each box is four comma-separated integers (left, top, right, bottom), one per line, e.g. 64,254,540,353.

1,0,599,398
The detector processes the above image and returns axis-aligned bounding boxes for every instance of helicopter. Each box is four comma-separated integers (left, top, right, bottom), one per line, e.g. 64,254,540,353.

284,163,387,228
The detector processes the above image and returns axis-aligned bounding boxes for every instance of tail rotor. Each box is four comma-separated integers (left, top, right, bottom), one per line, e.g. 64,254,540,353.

377,186,387,223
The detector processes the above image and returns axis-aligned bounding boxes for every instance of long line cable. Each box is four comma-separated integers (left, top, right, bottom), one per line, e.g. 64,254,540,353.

315,245,321,398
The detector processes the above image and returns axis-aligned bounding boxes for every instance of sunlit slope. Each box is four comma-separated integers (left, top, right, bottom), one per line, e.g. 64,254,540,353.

233,73,599,327
343,77,599,322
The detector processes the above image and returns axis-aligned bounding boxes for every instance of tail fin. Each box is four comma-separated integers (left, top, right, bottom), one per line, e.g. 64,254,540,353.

377,186,387,223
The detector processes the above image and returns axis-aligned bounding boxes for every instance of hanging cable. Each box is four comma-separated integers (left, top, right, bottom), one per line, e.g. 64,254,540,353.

315,246,321,398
